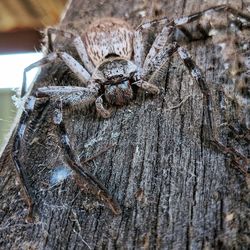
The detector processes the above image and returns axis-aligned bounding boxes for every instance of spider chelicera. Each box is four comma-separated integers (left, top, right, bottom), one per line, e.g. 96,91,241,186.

12,5,250,221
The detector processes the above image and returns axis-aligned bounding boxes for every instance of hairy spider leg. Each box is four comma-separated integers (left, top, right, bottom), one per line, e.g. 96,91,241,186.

46,28,95,74
36,84,109,119
136,4,250,72
133,30,145,70
142,26,175,77
176,49,249,172
138,5,250,41
134,16,170,72
55,119,121,214
136,8,250,175
37,85,122,215
159,43,250,174
12,96,41,221
13,84,121,218
36,85,99,99
175,4,250,26
51,94,121,215
21,53,56,97
21,52,91,97
173,5,250,40
36,85,116,119
138,14,249,174
133,17,174,95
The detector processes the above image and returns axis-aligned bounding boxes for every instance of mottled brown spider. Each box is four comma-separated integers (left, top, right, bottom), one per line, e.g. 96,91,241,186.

13,5,250,221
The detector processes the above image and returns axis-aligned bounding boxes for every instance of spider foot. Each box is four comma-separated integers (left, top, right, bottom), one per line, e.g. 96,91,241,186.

22,198,36,223
95,96,111,118
227,122,250,143
25,208,35,223
57,119,121,215
210,139,250,176
74,171,122,215
97,190,122,215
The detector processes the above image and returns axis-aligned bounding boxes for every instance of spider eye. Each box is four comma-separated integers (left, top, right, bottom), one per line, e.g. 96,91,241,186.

130,71,139,81
129,72,136,78
95,79,102,84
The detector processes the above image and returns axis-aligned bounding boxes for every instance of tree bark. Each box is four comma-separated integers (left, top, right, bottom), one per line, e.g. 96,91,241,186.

0,0,249,249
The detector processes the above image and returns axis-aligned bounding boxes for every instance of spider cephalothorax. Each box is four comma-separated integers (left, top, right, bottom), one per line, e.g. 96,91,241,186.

13,5,250,221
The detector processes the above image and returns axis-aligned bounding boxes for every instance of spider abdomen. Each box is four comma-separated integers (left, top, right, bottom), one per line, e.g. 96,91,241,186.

83,17,134,66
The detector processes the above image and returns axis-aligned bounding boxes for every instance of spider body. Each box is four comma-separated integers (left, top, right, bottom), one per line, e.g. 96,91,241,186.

84,18,159,110
14,5,250,221
83,18,140,106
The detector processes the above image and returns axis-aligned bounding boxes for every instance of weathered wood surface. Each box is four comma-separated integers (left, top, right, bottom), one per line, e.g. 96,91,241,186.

0,0,249,249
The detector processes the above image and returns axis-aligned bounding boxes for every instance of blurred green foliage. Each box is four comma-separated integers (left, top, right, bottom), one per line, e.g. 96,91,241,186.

0,89,17,148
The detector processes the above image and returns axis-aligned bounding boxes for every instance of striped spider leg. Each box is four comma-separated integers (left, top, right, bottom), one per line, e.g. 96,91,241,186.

21,28,95,97
140,4,250,41
12,83,123,221
138,12,250,175
140,4,250,131
46,28,96,74
21,51,91,97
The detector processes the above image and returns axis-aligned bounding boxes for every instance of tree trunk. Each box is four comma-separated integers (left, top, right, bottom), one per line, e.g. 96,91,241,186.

0,0,249,249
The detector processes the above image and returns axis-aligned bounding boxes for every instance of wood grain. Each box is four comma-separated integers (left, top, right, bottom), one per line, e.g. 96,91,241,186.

0,0,249,249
